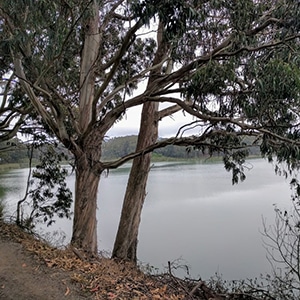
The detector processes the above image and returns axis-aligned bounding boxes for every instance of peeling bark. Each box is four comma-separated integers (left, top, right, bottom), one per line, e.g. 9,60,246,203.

112,21,166,262
71,153,101,256
112,101,159,262
79,0,100,133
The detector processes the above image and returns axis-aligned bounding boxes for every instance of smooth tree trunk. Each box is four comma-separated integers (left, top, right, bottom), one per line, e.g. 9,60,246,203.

112,101,159,262
112,20,169,262
70,0,102,255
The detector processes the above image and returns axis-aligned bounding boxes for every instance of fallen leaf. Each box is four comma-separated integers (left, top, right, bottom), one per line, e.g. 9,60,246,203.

65,286,70,296
151,288,160,294
107,292,116,299
90,285,99,292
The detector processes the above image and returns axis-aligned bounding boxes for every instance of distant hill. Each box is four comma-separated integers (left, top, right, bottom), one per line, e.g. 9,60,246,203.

0,135,261,165
0,139,30,164
102,135,204,160
102,135,261,161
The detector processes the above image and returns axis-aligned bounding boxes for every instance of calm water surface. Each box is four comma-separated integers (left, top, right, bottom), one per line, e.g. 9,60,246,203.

0,159,293,280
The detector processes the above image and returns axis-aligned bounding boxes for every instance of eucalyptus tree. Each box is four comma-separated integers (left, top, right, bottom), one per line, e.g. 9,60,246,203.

0,0,170,254
1,0,300,258
112,0,300,262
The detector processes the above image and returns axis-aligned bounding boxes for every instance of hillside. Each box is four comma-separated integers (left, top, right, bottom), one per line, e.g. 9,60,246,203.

0,135,261,166
102,135,261,161
102,135,203,160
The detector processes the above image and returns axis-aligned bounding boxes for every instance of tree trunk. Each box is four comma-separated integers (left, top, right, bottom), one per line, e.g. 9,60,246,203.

112,101,159,262
71,154,101,256
70,0,101,256
79,0,100,133
112,20,168,262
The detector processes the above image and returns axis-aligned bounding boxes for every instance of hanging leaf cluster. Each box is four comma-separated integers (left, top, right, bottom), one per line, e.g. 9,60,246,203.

245,55,300,134
185,60,236,100
191,129,249,184
28,144,72,227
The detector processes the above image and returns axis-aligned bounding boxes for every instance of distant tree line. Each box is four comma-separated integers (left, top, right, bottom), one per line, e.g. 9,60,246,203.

102,135,201,160
102,135,261,160
0,134,261,165
0,138,29,164
0,139,69,165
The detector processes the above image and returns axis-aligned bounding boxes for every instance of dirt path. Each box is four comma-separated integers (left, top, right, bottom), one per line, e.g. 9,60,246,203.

0,224,90,300
0,221,216,299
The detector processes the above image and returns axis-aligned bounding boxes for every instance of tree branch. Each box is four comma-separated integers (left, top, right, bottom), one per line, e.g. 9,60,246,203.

97,58,167,115
13,57,66,141
93,20,143,110
0,114,26,141
102,130,257,169
157,104,182,120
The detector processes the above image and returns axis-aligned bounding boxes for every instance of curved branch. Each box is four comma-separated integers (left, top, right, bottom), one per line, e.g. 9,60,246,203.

0,114,26,141
247,17,282,35
13,58,68,141
97,58,167,114
0,73,14,110
93,20,143,108
102,130,258,169
157,104,182,120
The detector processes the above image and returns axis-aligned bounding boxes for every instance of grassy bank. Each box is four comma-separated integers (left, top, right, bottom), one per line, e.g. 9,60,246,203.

0,159,41,172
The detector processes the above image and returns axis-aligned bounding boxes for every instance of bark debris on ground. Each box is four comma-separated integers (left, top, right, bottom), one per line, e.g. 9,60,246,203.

0,221,259,299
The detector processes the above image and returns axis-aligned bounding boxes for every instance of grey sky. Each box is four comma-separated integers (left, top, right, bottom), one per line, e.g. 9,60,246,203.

107,105,198,138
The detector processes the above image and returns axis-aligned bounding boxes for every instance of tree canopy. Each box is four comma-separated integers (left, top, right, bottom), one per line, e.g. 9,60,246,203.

1,0,300,255
1,1,300,159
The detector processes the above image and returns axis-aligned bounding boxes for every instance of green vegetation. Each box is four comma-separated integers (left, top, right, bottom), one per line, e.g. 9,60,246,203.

0,138,71,170
102,135,202,160
0,139,29,165
0,135,261,167
0,135,218,166
0,163,23,172
102,135,261,161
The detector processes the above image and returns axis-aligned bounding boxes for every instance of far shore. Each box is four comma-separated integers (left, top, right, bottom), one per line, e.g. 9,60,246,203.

0,154,262,173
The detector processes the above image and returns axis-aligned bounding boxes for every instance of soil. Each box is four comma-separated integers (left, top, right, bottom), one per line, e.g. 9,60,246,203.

0,222,89,300
0,240,88,300
0,221,230,300
0,221,190,300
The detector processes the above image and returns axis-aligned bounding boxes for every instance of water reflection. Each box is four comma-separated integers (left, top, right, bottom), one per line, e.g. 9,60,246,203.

0,159,293,280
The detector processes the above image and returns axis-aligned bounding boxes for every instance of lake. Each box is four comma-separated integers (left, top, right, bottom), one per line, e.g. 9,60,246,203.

0,159,293,280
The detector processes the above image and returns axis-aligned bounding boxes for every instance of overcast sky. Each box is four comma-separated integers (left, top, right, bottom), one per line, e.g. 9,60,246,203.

106,23,200,138
107,104,199,138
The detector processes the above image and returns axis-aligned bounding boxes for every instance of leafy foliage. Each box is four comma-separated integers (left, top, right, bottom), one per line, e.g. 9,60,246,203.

2,0,300,258
26,145,72,228
0,138,31,163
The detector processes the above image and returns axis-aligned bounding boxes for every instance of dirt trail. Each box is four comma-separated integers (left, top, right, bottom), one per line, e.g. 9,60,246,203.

0,221,215,299
0,227,89,300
